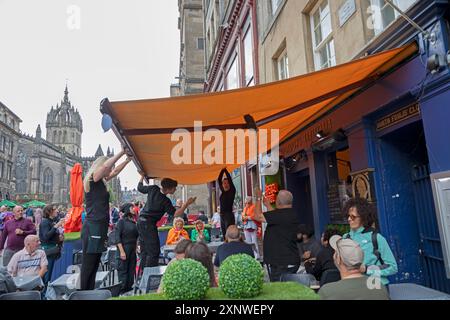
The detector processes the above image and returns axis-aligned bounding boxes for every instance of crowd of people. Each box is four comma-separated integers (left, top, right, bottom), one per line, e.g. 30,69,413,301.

0,148,399,300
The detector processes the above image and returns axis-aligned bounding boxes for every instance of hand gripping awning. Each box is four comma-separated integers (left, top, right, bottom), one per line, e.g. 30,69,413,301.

100,42,418,185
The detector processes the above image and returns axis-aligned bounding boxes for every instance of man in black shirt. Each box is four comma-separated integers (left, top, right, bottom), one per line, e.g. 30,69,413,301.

218,168,236,236
137,173,196,269
254,188,301,282
214,225,254,267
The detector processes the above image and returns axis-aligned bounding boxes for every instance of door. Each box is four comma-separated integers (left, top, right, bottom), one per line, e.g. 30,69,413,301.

412,164,450,293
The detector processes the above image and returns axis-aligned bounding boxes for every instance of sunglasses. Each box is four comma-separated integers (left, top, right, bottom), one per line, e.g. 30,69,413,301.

347,214,360,221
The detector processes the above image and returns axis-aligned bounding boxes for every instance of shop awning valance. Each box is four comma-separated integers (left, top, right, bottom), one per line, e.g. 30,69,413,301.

101,42,418,184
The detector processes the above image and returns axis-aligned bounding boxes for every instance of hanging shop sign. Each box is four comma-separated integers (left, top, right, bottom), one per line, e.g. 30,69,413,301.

376,103,420,131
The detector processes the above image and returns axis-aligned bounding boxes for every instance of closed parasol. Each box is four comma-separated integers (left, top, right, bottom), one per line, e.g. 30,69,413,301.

64,163,84,233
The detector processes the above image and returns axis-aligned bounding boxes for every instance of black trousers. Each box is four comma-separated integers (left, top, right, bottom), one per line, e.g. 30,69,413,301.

117,244,137,293
80,252,102,290
220,212,235,236
267,264,300,282
137,216,160,272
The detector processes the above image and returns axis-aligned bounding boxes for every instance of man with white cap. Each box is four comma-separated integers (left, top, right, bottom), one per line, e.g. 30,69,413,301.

318,235,389,300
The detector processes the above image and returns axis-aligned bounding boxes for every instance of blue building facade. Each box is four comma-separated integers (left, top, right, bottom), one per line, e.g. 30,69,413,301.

280,0,450,292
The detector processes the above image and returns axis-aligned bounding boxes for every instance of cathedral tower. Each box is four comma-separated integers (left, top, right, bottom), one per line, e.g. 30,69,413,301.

46,85,83,157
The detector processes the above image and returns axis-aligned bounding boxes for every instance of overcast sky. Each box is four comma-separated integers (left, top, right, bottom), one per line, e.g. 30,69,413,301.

0,0,180,189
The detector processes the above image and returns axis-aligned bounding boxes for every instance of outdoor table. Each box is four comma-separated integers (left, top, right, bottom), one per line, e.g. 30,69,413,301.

13,275,44,291
207,241,223,254
388,283,450,300
138,266,167,292
45,271,110,300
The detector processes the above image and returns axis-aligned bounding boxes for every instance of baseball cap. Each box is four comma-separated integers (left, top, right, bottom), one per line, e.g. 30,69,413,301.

329,235,364,269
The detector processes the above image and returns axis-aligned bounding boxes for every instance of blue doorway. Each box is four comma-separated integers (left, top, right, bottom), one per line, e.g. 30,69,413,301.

286,169,314,228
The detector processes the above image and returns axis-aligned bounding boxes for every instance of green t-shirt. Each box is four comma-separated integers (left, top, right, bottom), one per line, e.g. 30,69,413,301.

319,276,390,300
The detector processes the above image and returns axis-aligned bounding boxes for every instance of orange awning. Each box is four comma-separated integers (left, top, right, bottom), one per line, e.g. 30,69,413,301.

101,43,418,184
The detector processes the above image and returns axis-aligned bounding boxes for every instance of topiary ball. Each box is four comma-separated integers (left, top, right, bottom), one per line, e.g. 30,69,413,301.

162,258,210,300
219,254,264,299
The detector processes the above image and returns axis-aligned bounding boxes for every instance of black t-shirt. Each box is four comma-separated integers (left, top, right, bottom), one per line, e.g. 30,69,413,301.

114,217,139,246
218,169,236,214
85,178,110,223
263,208,301,266
138,183,176,222
304,245,337,280
214,241,255,267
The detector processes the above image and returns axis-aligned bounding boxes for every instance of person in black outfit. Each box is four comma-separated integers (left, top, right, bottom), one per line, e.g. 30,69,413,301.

40,204,65,287
214,225,254,267
304,228,340,281
115,203,139,294
253,188,301,282
80,149,132,290
197,211,209,224
218,168,236,236
137,173,196,271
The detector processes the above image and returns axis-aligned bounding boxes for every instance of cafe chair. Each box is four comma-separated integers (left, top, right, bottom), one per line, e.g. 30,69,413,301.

145,275,163,294
0,291,42,300
98,282,123,297
280,273,317,287
320,269,341,287
68,290,112,300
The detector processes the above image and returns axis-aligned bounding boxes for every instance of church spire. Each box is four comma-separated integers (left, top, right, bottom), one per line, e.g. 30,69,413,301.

64,84,69,104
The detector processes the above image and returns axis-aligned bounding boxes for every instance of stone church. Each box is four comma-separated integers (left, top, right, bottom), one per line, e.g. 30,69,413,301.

15,86,121,206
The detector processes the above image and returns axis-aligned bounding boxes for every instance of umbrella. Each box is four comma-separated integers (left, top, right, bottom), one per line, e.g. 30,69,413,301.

22,200,46,208
0,199,17,208
64,163,84,233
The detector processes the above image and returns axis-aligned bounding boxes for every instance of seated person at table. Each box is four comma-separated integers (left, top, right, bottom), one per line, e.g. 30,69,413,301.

7,235,48,279
304,228,340,281
157,239,192,293
166,218,190,245
214,225,254,267
318,235,389,300
185,242,217,287
0,266,17,294
297,224,322,264
191,220,210,243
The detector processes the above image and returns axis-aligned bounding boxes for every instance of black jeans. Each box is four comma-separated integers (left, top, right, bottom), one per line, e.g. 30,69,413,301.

220,212,235,236
80,252,102,290
117,244,137,294
137,216,160,272
268,264,300,282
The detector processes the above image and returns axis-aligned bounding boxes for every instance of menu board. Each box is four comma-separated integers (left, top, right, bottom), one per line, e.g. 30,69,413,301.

430,170,450,279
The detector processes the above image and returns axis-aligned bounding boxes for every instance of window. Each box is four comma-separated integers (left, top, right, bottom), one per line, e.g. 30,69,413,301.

277,50,289,80
243,25,255,86
271,0,282,15
369,0,417,35
7,164,12,181
9,141,13,156
197,38,205,50
226,54,239,90
43,168,53,193
0,136,4,151
0,161,3,179
311,1,336,70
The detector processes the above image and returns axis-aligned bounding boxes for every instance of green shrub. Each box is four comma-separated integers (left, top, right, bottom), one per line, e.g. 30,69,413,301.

219,254,264,299
326,224,349,235
162,258,210,300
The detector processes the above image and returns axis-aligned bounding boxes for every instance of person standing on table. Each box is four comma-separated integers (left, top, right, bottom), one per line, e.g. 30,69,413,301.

0,206,36,267
218,168,236,236
114,203,139,294
80,148,133,290
137,172,196,270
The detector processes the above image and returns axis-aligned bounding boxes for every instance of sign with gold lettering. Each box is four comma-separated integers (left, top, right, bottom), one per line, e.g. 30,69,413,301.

376,103,420,131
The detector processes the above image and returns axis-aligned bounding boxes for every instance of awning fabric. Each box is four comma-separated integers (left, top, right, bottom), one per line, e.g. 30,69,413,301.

101,43,418,185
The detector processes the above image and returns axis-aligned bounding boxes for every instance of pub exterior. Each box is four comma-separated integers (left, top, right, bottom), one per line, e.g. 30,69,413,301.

278,0,450,292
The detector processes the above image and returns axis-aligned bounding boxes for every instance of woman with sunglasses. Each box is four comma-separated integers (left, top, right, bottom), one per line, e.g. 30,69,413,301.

342,198,397,286
40,205,65,287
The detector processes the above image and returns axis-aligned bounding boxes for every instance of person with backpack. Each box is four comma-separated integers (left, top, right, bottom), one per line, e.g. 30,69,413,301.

342,198,397,286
